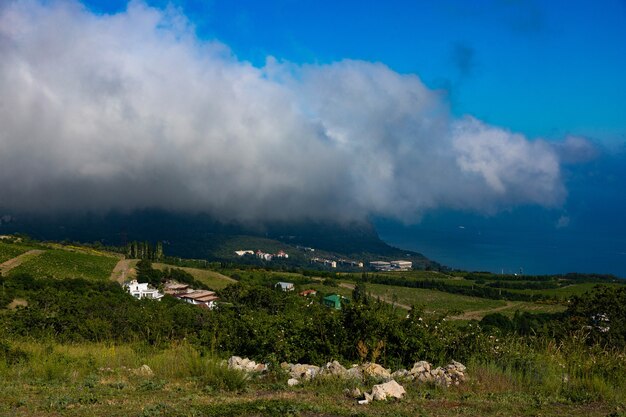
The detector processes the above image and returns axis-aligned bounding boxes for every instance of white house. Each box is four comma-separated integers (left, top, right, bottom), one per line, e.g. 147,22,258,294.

125,280,164,300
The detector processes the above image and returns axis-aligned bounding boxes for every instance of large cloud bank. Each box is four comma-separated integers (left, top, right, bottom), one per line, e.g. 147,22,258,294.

0,0,566,222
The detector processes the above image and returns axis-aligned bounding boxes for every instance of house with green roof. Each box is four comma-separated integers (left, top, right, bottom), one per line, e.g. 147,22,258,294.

323,294,348,310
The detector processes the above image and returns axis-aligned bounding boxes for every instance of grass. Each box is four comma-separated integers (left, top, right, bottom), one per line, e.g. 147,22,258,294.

451,301,566,320
507,282,626,298
152,263,236,290
350,282,506,315
0,241,34,264
0,340,624,417
8,249,119,281
304,280,565,318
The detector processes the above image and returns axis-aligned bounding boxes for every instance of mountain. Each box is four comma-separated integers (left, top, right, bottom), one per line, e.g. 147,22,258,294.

0,209,439,269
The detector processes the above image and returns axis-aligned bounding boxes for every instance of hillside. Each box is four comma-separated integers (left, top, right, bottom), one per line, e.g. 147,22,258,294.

1,238,626,417
0,210,438,270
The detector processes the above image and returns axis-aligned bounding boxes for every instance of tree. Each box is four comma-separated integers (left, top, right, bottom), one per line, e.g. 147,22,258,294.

352,282,368,304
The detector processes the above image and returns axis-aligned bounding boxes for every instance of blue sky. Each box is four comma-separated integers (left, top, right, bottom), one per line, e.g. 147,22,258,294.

81,0,626,145
1,0,625,275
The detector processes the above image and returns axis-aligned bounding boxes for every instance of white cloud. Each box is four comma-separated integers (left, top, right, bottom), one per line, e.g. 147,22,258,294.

0,0,567,222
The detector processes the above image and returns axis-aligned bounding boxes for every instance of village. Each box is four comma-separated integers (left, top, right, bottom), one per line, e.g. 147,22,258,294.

124,277,351,311
233,247,412,271
122,246,412,311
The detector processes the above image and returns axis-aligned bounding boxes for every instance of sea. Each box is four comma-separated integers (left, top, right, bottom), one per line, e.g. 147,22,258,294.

374,213,626,279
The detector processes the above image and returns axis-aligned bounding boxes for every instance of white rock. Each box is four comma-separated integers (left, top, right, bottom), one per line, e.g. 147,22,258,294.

287,378,300,386
370,379,406,401
409,361,431,375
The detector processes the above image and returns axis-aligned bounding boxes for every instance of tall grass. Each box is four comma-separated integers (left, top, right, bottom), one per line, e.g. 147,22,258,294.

465,332,626,403
0,340,249,392
0,335,624,413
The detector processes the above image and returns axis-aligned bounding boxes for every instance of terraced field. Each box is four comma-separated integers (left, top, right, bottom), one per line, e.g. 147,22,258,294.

8,249,119,281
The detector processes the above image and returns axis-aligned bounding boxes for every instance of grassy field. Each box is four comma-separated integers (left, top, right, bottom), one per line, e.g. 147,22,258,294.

0,241,34,264
304,281,566,319
8,249,119,281
153,263,236,290
0,340,623,417
507,282,626,297
362,283,507,314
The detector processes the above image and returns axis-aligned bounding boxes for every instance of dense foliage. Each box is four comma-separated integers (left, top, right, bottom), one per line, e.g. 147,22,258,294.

3,270,625,373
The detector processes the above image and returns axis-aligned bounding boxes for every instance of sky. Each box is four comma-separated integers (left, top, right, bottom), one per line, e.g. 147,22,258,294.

1,0,625,274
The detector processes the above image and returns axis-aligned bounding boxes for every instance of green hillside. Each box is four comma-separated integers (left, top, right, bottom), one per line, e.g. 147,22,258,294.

0,241,34,263
8,248,119,281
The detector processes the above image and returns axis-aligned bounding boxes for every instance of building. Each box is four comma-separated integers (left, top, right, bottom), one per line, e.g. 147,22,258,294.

177,290,218,309
369,261,391,271
299,289,317,297
256,250,273,261
390,260,412,271
311,257,337,268
163,282,190,296
275,250,289,259
323,294,347,310
276,282,295,291
234,250,254,256
125,280,164,300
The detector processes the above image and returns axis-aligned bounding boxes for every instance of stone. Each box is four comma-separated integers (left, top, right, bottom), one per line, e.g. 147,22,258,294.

409,360,431,375
135,364,153,377
290,364,320,380
417,372,433,383
345,366,363,380
448,361,466,372
287,378,300,386
391,369,408,379
360,363,391,380
228,356,242,368
320,360,347,377
370,379,406,401
227,356,266,373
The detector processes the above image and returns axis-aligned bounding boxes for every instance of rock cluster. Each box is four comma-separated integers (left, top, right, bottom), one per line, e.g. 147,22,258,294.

227,356,268,373
401,360,467,387
229,356,467,395
279,359,466,387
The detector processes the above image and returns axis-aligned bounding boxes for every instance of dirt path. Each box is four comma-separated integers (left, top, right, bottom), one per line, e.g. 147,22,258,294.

0,249,45,275
448,301,517,321
109,259,137,283
338,282,412,310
